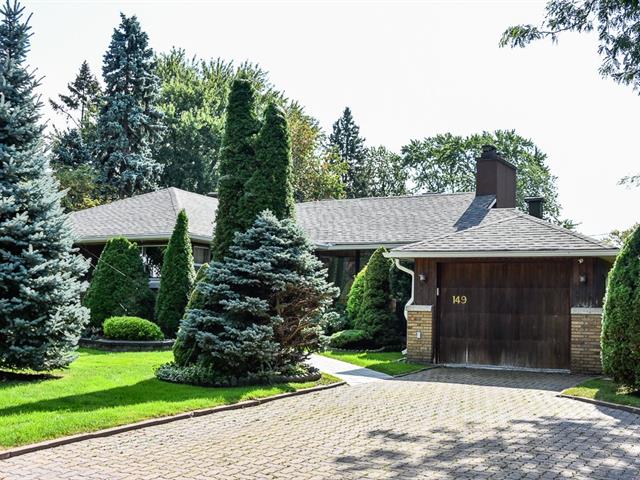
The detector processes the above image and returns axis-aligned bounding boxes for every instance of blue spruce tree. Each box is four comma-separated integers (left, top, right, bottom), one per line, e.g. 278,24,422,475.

95,13,163,197
0,1,89,371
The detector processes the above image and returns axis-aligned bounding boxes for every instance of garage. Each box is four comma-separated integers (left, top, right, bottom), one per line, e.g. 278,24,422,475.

436,261,571,370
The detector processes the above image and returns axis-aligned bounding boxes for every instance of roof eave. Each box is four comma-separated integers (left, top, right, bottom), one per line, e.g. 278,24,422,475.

385,249,619,259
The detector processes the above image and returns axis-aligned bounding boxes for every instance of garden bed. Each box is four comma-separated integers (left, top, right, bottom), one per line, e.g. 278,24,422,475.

320,350,428,376
0,349,340,449
79,337,175,352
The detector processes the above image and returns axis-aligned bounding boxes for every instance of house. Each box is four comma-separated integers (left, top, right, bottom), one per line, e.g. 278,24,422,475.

70,145,617,374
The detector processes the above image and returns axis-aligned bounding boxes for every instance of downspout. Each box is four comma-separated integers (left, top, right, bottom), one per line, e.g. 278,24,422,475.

394,259,414,356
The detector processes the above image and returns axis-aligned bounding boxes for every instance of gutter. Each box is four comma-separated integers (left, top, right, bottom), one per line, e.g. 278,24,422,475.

387,249,618,259
393,259,415,322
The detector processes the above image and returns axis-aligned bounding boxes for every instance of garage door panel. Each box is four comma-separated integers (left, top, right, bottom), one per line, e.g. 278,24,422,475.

438,262,570,370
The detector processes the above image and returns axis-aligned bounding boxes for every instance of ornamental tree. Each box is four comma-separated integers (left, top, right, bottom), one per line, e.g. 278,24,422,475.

83,237,154,328
155,210,196,336
211,78,260,260
94,13,163,197
167,211,338,384
241,103,295,223
0,1,89,371
601,225,640,390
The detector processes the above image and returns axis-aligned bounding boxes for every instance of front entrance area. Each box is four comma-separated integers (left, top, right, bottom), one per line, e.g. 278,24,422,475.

437,261,571,370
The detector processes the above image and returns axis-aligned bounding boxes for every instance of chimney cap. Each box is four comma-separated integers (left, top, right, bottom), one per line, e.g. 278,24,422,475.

480,144,500,159
524,196,545,203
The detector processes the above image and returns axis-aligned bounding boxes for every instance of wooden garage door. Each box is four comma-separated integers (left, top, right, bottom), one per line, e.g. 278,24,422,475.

437,261,570,370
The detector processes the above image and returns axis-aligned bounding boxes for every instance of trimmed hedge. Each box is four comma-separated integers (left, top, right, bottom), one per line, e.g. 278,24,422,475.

346,266,367,327
602,225,640,390
103,316,164,341
329,329,371,349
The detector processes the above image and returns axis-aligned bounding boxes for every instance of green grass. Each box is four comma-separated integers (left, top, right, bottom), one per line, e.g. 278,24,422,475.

563,378,640,409
320,350,427,376
0,349,340,449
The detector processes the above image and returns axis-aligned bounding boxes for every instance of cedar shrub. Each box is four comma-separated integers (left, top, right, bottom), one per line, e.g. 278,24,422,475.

346,266,367,327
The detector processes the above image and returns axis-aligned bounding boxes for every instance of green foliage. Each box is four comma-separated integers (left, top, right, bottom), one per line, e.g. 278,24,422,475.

211,78,260,260
83,237,154,328
94,13,163,197
0,1,89,371
328,329,371,349
54,164,115,212
50,128,94,169
186,262,209,310
604,223,639,248
355,247,397,345
155,210,196,337
242,102,295,222
103,316,164,341
170,211,338,384
402,130,565,224
361,146,408,197
346,266,367,326
601,225,640,390
329,107,368,198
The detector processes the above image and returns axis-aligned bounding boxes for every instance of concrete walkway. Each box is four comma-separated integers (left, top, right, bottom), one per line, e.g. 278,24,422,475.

308,353,392,385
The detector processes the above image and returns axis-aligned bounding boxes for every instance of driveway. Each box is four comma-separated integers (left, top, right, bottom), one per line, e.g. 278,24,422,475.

2,368,639,479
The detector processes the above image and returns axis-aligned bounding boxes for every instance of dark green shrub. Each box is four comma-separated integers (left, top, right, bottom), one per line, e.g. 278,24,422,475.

355,247,398,345
602,225,640,390
103,316,164,341
83,237,155,328
155,210,196,337
329,329,371,349
346,266,367,327
185,263,209,310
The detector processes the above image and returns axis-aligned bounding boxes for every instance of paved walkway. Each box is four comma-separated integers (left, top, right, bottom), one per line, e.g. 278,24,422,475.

307,354,392,385
2,368,639,479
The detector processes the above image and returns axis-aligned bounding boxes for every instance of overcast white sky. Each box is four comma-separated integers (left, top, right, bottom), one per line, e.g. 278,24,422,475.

24,0,639,237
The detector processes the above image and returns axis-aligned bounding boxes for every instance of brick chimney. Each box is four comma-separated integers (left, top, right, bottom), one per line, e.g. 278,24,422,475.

476,145,517,208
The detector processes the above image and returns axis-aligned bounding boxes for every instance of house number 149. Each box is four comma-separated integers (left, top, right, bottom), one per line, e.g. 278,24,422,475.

452,295,467,304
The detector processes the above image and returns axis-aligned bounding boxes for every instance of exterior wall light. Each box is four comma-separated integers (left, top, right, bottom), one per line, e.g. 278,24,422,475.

579,274,587,284
418,273,427,282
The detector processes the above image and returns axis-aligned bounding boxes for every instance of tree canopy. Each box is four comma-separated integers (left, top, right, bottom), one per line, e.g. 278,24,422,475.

329,107,368,198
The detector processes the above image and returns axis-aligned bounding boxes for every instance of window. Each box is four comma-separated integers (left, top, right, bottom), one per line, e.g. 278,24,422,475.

193,246,211,266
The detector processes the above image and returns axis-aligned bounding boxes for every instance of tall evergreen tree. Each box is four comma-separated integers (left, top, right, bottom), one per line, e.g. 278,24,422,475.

211,78,260,260
50,60,102,131
155,210,196,336
242,102,295,223
94,13,163,197
0,1,89,371
50,128,93,168
329,107,367,198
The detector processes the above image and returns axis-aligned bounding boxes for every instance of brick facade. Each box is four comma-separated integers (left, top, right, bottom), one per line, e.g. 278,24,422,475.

406,305,433,363
570,308,603,374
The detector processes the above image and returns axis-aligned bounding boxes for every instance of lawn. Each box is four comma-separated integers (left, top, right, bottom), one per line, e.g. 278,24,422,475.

320,350,427,376
0,349,339,449
563,378,640,409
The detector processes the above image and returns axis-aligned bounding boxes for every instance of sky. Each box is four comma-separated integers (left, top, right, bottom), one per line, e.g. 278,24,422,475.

23,0,639,238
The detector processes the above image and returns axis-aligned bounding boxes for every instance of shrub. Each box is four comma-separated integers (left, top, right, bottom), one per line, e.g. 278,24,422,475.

601,225,640,390
329,329,372,349
185,263,209,310
103,316,164,341
155,210,196,337
346,266,367,327
355,247,398,345
83,237,155,328
167,212,339,384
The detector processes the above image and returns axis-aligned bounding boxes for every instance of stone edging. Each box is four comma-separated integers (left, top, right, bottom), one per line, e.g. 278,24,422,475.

557,393,640,416
79,338,175,351
0,381,347,460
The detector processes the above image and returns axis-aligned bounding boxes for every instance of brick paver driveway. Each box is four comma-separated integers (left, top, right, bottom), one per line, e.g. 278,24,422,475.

2,368,639,479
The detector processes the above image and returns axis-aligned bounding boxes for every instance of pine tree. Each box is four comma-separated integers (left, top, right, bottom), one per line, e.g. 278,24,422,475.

355,247,397,345
95,14,163,197
601,225,640,390
50,60,102,131
50,128,93,168
163,212,337,385
0,1,89,371
211,78,260,260
155,210,196,336
241,102,295,223
83,237,154,328
329,107,367,198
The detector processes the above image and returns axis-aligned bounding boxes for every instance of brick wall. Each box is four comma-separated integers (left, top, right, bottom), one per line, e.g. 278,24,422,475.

406,306,432,363
570,308,603,374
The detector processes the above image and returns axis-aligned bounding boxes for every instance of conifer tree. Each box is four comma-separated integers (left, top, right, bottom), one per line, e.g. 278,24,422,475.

83,237,154,328
95,13,163,197
0,1,89,371
242,102,295,223
155,210,196,336
50,60,102,131
211,78,260,260
329,107,367,198
162,212,337,385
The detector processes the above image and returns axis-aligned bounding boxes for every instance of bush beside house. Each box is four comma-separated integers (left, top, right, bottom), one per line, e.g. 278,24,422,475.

83,237,155,329
154,210,196,336
103,316,164,341
601,225,640,391
346,266,367,325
